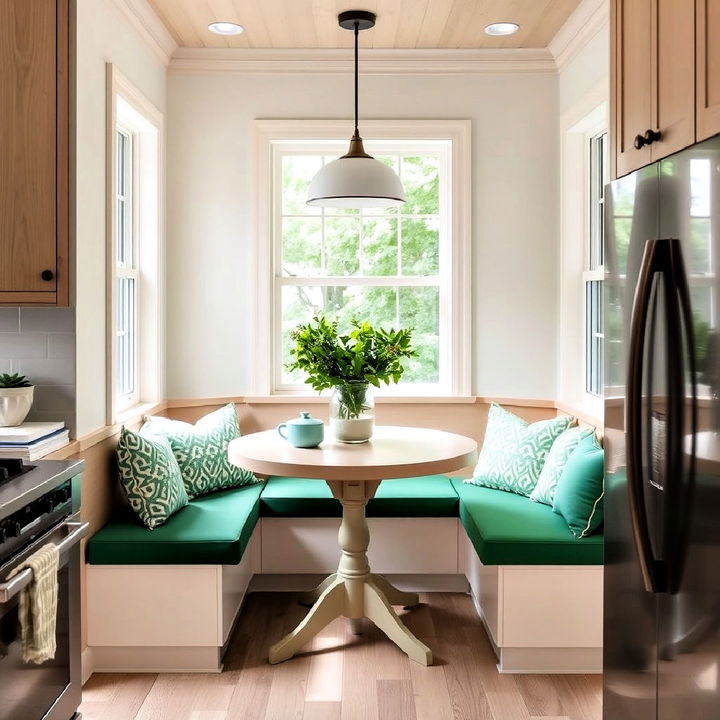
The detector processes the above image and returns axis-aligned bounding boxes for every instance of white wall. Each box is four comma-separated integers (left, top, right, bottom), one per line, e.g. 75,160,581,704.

166,71,559,400
74,0,167,435
557,20,610,419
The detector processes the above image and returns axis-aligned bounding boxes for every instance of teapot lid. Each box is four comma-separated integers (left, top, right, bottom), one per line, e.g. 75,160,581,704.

287,411,323,426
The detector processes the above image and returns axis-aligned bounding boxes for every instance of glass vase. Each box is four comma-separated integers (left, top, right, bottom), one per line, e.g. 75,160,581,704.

329,382,375,443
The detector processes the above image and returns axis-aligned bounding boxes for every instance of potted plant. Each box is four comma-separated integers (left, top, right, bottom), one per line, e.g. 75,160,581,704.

0,373,34,427
288,316,415,443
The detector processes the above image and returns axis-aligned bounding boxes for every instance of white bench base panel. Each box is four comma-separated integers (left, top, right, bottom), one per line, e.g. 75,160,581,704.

85,517,603,677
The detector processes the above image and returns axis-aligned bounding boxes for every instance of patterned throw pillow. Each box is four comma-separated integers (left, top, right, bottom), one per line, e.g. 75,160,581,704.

466,403,574,497
530,425,595,506
116,427,189,529
142,403,258,499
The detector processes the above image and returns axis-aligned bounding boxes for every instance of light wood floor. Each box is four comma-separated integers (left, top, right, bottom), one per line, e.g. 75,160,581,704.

79,592,603,720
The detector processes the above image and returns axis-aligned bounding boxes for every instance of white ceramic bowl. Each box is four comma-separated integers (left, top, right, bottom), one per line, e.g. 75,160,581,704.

0,386,34,427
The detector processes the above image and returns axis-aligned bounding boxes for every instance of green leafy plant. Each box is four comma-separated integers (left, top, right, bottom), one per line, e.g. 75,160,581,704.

288,316,416,418
0,373,32,389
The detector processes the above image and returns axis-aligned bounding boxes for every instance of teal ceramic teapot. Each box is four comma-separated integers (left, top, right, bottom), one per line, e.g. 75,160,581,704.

277,411,324,448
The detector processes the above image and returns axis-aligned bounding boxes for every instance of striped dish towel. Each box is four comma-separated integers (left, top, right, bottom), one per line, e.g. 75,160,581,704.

7,543,60,663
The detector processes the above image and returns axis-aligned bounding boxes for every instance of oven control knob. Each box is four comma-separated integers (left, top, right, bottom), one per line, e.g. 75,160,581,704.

0,527,6,543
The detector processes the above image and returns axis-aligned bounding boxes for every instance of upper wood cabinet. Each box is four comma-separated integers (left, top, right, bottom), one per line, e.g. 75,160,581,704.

611,0,695,178
0,0,69,306
696,0,720,141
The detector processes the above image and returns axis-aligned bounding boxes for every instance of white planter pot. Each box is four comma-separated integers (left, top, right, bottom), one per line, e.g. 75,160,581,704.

0,386,34,427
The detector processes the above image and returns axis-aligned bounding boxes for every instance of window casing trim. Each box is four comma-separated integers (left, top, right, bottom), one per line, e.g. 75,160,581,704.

254,119,471,397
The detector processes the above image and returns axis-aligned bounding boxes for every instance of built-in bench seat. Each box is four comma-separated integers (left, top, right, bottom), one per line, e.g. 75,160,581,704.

88,483,264,565
85,474,603,675
451,479,603,565
261,475,459,517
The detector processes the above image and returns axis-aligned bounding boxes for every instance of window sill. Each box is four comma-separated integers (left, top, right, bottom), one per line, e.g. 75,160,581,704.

114,400,166,427
245,395,478,404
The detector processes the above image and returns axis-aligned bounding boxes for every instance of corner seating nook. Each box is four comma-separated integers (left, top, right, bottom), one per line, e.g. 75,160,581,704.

86,473,603,674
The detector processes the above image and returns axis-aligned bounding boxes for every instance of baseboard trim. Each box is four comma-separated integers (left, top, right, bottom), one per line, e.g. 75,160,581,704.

497,646,603,674
249,573,470,593
90,645,223,673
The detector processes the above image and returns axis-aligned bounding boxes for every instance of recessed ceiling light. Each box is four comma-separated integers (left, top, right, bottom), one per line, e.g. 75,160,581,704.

484,22,520,36
208,21,244,36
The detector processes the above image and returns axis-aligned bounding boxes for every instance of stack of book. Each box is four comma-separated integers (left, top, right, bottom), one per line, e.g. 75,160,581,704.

0,422,70,461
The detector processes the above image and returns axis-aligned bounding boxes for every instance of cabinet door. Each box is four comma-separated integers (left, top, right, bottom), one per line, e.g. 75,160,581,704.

651,0,695,161
696,0,720,141
0,0,58,295
613,0,653,178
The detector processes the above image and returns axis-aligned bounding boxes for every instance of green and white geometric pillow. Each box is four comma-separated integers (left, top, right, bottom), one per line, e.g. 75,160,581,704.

116,427,189,530
530,425,595,506
142,403,259,499
466,403,574,497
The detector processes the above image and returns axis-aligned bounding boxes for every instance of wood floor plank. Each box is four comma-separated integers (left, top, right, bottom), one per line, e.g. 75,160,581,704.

79,672,156,720
80,593,602,720
303,701,342,720
377,679,417,720
516,675,567,717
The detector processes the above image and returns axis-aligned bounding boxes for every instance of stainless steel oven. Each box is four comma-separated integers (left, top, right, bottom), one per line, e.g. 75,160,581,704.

0,462,87,720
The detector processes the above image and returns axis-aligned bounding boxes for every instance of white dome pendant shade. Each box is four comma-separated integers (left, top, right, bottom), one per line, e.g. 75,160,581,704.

307,134,406,209
306,11,405,209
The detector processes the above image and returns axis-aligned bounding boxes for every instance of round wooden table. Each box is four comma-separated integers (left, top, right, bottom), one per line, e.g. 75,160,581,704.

228,425,478,666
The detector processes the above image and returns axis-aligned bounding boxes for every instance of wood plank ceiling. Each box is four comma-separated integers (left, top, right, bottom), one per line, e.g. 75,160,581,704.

146,0,582,49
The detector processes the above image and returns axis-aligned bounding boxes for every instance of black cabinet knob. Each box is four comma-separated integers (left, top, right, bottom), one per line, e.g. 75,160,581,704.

634,133,647,150
40,269,54,281
643,128,662,145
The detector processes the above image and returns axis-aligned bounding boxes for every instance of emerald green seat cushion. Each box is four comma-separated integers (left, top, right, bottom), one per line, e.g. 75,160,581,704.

260,475,459,517
88,482,265,565
451,478,603,565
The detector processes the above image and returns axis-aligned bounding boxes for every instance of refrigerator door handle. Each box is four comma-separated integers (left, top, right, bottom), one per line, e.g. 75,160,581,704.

627,238,665,593
664,239,697,595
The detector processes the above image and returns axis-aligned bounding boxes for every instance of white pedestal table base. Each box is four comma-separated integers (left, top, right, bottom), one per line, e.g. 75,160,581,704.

268,479,433,666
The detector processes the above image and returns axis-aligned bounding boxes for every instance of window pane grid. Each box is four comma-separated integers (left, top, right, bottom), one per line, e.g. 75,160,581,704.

276,148,446,390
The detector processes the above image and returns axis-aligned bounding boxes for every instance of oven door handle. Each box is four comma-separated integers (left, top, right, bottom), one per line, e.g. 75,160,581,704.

0,521,89,603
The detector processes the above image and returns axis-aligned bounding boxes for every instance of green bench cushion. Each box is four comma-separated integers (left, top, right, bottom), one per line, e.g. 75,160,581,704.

451,478,603,565
87,482,265,565
260,475,459,518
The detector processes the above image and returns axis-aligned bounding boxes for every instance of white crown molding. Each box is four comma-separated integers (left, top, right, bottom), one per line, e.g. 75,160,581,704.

549,0,609,71
111,0,177,67
169,47,557,75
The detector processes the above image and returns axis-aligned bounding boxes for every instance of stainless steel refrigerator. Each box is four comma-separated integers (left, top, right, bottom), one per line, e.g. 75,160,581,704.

603,134,720,719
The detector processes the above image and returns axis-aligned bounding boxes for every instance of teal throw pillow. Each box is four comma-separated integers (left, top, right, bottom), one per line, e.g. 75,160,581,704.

116,427,189,529
467,403,574,497
142,403,258,499
530,425,595,506
553,433,604,538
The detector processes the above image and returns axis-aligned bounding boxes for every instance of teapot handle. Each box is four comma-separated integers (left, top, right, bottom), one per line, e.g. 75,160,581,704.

277,423,289,440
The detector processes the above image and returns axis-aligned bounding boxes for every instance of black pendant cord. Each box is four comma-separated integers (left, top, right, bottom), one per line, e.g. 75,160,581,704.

354,21,359,135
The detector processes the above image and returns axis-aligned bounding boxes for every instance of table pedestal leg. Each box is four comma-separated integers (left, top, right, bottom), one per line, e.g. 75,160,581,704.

299,573,338,607
269,480,432,666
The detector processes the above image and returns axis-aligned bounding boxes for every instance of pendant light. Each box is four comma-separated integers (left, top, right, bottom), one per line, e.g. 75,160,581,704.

306,11,405,208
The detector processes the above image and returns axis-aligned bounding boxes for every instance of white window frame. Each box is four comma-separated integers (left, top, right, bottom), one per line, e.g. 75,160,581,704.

583,129,608,400
254,120,471,397
106,64,165,423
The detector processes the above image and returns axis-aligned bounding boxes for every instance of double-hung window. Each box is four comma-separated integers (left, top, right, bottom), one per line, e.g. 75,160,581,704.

108,66,164,422
584,131,608,398
114,125,139,409
258,121,471,397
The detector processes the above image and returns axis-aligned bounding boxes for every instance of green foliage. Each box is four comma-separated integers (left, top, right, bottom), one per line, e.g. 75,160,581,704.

287,315,416,393
0,373,32,388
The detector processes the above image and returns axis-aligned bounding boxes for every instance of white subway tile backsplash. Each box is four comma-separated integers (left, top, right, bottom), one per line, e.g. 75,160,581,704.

0,309,19,333
1,308,77,435
0,333,48,359
47,333,75,359
12,358,75,385
20,307,75,333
